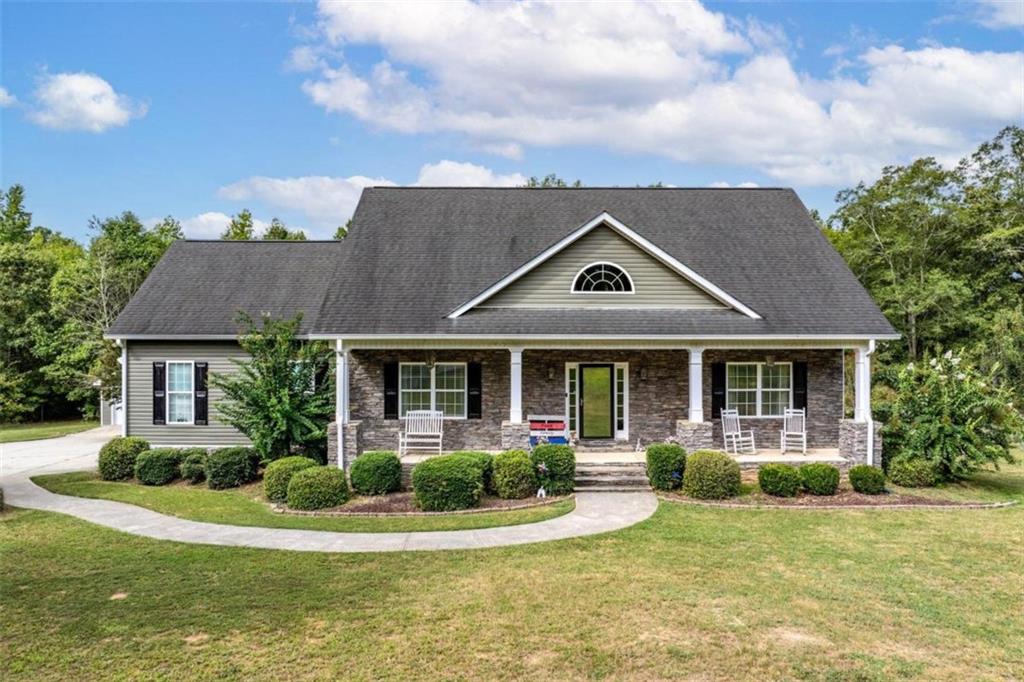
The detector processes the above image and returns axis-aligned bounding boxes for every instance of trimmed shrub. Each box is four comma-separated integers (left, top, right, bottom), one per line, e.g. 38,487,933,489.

286,466,350,510
349,451,402,496
682,450,741,500
493,450,538,499
98,436,150,481
849,464,886,495
888,457,939,488
134,448,183,486
206,446,260,490
758,463,801,497
530,444,576,495
799,463,840,496
264,456,318,502
450,451,495,494
180,451,207,484
412,454,484,511
646,444,686,491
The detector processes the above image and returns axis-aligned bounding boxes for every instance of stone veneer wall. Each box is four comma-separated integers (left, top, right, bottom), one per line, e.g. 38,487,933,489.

839,419,883,467
341,347,845,458
701,349,844,450
349,350,509,452
522,349,688,447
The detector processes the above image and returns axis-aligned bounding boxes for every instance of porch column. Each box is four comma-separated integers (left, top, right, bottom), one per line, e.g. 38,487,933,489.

687,347,704,422
509,346,523,424
335,340,349,469
119,340,128,437
854,346,871,422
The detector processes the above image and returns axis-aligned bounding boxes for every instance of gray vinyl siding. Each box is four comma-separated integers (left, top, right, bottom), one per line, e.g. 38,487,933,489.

126,341,250,448
480,225,725,309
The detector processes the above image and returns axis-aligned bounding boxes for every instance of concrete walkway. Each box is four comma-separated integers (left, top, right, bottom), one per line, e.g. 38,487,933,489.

0,428,658,553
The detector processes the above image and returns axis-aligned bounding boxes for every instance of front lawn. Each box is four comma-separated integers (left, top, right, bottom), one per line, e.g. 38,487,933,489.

0,419,99,444
3,456,1021,680
32,472,574,533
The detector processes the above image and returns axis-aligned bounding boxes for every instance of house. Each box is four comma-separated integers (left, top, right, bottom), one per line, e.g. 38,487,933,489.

106,188,897,468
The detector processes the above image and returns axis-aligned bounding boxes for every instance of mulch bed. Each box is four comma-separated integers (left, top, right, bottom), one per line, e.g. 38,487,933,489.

660,487,1014,510
273,492,572,517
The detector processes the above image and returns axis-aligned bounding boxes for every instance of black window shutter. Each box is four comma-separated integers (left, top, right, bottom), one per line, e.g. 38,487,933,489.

711,362,726,419
467,362,482,419
194,362,209,425
383,362,399,419
793,361,808,412
152,362,166,425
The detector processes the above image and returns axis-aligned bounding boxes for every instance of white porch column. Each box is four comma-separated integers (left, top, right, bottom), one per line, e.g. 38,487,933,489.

687,347,704,422
335,340,349,469
509,347,523,424
854,346,871,422
119,340,127,437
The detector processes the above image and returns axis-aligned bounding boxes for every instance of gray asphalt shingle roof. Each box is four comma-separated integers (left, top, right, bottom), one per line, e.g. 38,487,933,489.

109,188,897,339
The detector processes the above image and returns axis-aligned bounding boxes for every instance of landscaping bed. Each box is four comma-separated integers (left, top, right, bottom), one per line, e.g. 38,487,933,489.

276,491,571,516
661,487,1011,509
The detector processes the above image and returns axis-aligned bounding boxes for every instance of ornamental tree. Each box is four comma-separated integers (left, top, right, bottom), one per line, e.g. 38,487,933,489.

883,350,1023,481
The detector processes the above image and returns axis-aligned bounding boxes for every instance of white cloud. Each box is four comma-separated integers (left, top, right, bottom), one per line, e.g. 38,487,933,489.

973,0,1024,29
709,181,760,188
414,160,527,186
294,0,1023,185
0,87,16,107
218,175,396,230
146,212,275,239
28,72,146,132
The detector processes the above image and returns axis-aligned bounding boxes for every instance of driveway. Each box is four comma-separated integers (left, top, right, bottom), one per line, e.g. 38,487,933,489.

0,426,117,482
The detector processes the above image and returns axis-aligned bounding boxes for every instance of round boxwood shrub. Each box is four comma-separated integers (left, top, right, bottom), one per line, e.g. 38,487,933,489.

286,466,350,510
264,456,318,502
412,454,484,511
888,457,939,488
180,450,207,484
530,444,576,495
682,450,741,500
450,451,495,494
349,451,402,496
758,463,801,497
206,446,260,490
98,436,150,481
645,443,686,491
849,464,886,495
799,463,840,496
134,448,183,486
493,449,538,499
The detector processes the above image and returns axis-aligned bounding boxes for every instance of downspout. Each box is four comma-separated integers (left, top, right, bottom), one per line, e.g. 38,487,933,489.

866,339,876,466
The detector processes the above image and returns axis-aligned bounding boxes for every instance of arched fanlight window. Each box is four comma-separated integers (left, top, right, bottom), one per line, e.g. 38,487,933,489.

572,262,634,293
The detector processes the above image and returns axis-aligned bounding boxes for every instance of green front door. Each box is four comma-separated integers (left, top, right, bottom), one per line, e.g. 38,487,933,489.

579,364,614,438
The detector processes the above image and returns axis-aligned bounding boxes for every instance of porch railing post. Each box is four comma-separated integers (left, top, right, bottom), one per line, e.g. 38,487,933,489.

509,347,523,424
687,347,704,422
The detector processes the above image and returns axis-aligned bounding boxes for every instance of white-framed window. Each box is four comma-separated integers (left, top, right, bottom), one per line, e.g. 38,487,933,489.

726,362,792,417
399,362,467,418
166,361,194,424
571,261,634,293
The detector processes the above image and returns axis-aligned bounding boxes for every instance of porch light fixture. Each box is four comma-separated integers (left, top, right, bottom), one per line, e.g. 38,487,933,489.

425,353,436,370
639,367,649,381
765,355,775,367
547,366,556,380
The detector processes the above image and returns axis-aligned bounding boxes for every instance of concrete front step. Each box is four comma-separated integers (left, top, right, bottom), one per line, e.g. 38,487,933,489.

573,485,653,492
575,475,650,486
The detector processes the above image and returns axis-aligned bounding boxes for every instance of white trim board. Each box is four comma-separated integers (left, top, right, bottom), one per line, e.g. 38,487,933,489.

447,211,762,320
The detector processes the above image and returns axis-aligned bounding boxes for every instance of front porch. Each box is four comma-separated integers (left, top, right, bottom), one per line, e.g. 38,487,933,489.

329,343,882,469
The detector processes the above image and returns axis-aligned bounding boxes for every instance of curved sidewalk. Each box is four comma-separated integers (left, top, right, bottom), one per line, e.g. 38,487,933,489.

2,476,658,553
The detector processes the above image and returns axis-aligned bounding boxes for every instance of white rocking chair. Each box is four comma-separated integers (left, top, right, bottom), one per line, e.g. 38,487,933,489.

780,408,807,454
721,408,756,455
398,409,444,456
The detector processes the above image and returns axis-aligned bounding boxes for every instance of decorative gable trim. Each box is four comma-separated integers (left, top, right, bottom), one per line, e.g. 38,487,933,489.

447,212,761,319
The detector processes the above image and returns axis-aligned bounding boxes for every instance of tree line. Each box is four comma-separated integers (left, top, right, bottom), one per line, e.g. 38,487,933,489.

1,126,1020,423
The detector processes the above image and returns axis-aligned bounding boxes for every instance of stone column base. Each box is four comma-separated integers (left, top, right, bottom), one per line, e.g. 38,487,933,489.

676,420,714,451
839,419,883,467
327,420,363,469
500,421,530,450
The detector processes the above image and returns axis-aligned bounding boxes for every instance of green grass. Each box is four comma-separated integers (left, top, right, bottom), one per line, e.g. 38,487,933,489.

31,472,574,533
0,419,99,443
3,455,1022,680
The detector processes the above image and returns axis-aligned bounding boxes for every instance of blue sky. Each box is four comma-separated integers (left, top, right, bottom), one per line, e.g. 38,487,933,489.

2,1,1021,240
